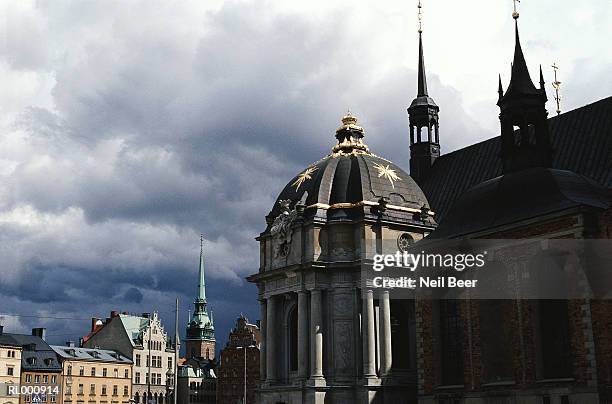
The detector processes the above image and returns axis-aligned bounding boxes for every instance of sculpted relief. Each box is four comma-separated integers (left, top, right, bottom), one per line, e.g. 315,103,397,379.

270,199,297,258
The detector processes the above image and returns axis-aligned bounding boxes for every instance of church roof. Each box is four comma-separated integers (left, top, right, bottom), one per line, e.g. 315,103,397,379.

432,168,610,238
420,96,612,222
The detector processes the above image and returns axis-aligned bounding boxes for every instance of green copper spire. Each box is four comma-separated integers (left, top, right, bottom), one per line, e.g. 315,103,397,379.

186,235,215,344
197,234,206,301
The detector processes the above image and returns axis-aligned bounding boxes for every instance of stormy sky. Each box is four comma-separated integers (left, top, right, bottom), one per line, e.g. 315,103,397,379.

1,0,611,349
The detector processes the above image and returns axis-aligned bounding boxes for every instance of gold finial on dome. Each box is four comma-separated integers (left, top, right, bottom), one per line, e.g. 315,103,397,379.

336,110,364,134
333,109,369,155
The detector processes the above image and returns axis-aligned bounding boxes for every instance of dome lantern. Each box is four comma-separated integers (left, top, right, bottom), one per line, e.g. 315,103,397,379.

333,111,370,155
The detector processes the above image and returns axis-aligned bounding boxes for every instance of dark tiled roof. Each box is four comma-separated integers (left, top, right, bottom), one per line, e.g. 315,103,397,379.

421,96,612,222
432,168,611,238
0,335,22,347
0,333,62,372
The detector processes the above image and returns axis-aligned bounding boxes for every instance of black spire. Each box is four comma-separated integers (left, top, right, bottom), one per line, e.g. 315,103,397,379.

408,7,440,185
417,32,428,97
497,17,551,174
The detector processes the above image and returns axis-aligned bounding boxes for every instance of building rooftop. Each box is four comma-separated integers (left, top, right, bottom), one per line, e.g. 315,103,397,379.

420,96,612,222
51,345,132,364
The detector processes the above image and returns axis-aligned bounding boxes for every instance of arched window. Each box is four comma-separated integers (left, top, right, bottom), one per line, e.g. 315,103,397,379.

288,305,298,372
205,348,210,359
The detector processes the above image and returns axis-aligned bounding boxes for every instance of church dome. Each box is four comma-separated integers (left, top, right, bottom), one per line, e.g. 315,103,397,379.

265,112,434,229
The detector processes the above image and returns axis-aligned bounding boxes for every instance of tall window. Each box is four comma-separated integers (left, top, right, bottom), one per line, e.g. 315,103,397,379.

288,306,298,372
79,367,84,376
439,300,464,385
67,366,72,376
91,368,96,377
480,302,514,382
135,354,141,367
532,253,572,379
391,300,412,370
538,300,571,378
124,369,129,378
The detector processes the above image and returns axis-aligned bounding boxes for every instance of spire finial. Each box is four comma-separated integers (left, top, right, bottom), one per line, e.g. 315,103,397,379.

552,62,562,115
197,234,206,302
512,0,520,19
417,0,423,33
498,74,504,100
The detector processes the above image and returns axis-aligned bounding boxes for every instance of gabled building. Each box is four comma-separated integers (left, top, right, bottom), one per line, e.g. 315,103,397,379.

217,315,261,404
82,312,175,404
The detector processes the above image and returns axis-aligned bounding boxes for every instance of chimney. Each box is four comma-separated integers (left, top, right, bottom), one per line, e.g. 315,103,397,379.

91,317,104,332
32,328,47,341
66,341,75,348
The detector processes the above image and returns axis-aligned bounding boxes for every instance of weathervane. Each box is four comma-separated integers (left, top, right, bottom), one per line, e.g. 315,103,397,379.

552,63,562,115
512,0,520,19
417,0,423,33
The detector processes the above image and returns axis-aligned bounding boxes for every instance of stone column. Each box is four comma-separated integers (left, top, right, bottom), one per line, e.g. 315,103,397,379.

380,290,392,376
259,299,267,382
297,291,309,379
310,289,324,379
266,295,277,382
362,290,376,378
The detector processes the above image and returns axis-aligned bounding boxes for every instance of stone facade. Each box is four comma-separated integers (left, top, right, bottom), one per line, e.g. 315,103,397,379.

217,316,261,404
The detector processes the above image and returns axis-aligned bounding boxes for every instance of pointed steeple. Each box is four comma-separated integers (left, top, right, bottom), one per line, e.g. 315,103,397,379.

408,0,440,184
197,234,206,301
417,32,428,97
497,8,552,174
499,21,540,103
185,235,215,359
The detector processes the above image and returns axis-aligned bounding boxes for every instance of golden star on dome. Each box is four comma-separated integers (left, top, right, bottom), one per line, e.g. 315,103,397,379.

373,162,402,189
292,166,318,191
